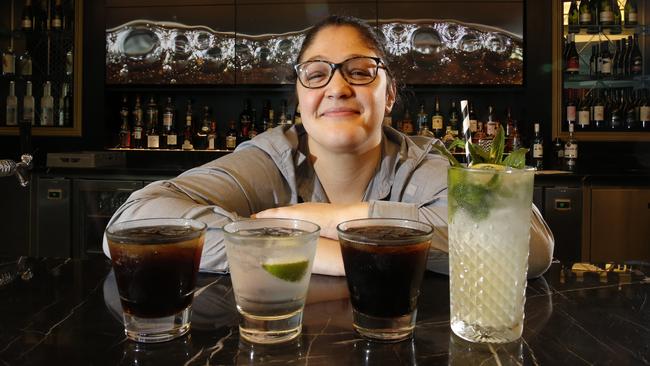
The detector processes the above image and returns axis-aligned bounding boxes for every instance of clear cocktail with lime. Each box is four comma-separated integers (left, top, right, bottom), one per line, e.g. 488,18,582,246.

223,218,319,344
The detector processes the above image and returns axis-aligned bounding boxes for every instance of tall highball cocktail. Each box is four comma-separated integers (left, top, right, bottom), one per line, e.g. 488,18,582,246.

448,165,534,343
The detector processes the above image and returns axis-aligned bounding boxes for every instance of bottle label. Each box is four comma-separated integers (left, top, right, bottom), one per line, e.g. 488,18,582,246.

167,134,177,146
2,54,15,74
632,60,642,73
6,108,17,126
469,119,477,132
402,122,414,134
533,143,543,158
580,12,592,23
486,122,497,136
566,57,580,72
628,13,637,22
557,148,564,158
147,135,159,148
594,106,605,121
208,136,215,150
578,110,590,126
52,19,62,28
601,58,612,74
133,127,142,140
226,135,237,149
600,11,613,22
640,106,650,122
567,106,576,122
21,19,32,29
565,144,578,158
431,116,443,130
163,113,173,126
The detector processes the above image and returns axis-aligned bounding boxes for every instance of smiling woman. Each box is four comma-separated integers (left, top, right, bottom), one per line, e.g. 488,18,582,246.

102,15,554,279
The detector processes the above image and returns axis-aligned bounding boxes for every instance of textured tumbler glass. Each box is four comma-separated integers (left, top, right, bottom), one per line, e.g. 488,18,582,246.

448,166,535,343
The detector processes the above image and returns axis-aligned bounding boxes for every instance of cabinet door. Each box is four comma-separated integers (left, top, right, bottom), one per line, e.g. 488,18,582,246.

0,178,31,256
72,179,143,258
590,187,650,262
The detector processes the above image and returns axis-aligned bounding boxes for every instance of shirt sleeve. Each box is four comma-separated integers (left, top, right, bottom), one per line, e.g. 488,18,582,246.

102,148,290,273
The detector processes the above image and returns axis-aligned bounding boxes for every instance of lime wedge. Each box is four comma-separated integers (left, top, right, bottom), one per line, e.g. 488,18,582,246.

472,163,506,171
262,260,309,282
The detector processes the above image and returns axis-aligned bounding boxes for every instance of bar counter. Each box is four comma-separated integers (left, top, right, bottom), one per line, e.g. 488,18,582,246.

0,257,648,365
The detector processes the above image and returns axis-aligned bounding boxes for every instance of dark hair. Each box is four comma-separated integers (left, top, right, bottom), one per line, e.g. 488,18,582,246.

296,15,394,81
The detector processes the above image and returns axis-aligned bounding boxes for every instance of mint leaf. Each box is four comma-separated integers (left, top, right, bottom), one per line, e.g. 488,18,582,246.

490,126,505,164
430,140,462,167
502,148,529,169
451,182,492,221
468,143,490,164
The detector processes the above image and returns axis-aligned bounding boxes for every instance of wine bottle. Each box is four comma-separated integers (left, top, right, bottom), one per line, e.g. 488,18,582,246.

579,0,592,26
589,45,598,78
578,89,591,131
624,89,638,130
40,81,54,126
21,0,34,31
564,123,578,172
565,34,580,74
593,89,606,130
624,0,638,27
640,89,650,130
23,81,35,126
568,0,580,32
630,33,642,75
610,89,623,130
532,123,544,171
182,100,194,150
599,0,614,26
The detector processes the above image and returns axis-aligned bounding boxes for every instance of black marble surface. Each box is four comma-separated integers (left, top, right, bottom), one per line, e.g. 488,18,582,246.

0,257,648,365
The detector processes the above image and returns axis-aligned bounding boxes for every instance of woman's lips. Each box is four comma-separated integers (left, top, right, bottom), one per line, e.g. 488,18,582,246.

320,107,360,117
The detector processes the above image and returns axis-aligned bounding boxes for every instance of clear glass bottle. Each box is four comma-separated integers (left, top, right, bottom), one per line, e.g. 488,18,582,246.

416,102,430,136
40,81,54,126
145,96,159,149
6,81,18,126
564,123,578,171
2,46,16,76
23,81,35,125
57,83,70,126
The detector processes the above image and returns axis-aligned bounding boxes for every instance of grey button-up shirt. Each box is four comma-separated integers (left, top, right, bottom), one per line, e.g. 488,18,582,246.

103,124,553,277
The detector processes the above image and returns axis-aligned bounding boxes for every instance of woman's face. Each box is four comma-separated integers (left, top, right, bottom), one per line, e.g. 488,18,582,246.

297,25,395,155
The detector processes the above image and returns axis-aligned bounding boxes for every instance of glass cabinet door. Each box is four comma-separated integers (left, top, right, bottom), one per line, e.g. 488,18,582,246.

0,0,83,136
553,0,650,141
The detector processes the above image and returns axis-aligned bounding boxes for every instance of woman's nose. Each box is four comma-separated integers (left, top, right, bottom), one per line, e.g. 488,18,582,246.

325,70,353,98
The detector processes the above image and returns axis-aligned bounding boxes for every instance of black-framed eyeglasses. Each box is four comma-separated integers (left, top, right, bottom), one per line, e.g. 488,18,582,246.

294,56,386,89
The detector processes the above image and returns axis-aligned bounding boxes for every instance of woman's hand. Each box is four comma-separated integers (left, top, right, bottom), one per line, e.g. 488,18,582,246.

253,202,368,239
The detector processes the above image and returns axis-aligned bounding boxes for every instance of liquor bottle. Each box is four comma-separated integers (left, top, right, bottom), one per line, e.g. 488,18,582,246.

239,99,252,141
161,97,177,149
442,126,455,148
65,49,73,76
566,89,577,129
21,0,34,31
118,96,130,148
564,123,578,172
194,106,210,150
51,0,63,30
6,81,18,126
40,81,54,126
600,41,612,77
472,121,487,145
624,0,638,27
19,51,32,78
612,40,621,76
294,105,302,124
593,89,606,129
485,105,499,137
278,100,288,126
2,46,16,76
431,97,444,137
468,102,478,134
568,0,580,32
132,95,144,148
448,101,460,137
609,90,623,130
511,121,522,151
553,137,564,169
207,121,217,150
416,102,431,136
57,83,70,126
182,100,194,150
579,0,592,26
226,120,238,150
145,97,160,149
401,108,414,135
268,101,275,130
532,123,543,170
599,0,614,26
630,33,642,75
618,38,627,76
23,81,35,125
577,89,591,130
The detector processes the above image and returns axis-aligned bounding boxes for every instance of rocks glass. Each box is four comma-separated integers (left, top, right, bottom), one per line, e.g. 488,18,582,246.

105,218,206,343
448,166,535,343
223,218,320,344
337,218,433,342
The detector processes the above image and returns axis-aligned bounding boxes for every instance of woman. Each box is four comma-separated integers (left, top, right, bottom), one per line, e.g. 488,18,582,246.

103,15,554,278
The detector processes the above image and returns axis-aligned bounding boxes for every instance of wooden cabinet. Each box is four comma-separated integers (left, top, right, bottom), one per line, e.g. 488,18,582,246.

586,186,650,262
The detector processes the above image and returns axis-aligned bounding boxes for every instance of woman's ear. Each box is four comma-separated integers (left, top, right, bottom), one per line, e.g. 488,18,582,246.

385,81,396,113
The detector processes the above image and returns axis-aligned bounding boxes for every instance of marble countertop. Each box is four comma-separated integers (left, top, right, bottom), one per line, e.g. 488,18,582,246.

0,257,648,365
